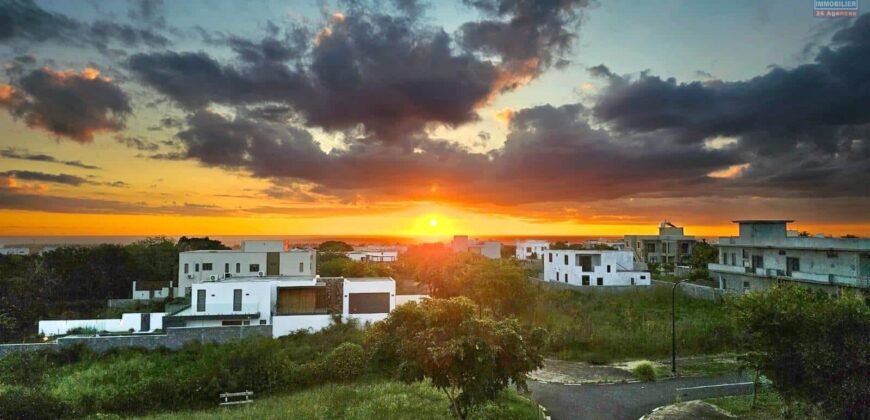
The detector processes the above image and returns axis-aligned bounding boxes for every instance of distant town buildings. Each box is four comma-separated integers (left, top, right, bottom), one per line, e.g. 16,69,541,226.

0,246,29,256
451,235,502,259
345,249,399,262
515,240,550,260
582,239,627,251
624,221,696,264
543,249,651,287
708,220,870,294
177,240,316,298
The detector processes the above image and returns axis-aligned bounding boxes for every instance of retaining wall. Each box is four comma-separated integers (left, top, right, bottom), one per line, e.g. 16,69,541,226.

0,325,271,358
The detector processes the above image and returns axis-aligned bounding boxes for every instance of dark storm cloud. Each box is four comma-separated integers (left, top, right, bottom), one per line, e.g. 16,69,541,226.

459,0,590,73
0,170,88,186
173,105,736,206
114,134,160,151
0,148,100,169
589,13,870,197
0,0,169,48
129,10,502,143
0,67,131,141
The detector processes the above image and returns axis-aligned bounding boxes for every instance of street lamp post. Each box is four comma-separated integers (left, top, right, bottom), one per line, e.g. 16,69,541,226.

672,279,684,376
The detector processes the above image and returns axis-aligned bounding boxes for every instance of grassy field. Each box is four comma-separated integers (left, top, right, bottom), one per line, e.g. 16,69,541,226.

136,381,542,420
526,284,737,363
705,390,786,419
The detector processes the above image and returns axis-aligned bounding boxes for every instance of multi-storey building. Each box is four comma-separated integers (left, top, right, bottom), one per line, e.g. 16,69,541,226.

177,240,316,297
515,240,550,260
624,221,696,264
451,235,502,259
708,220,870,293
543,249,651,287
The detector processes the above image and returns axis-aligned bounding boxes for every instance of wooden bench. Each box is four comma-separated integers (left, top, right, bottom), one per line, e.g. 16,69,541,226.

219,390,254,406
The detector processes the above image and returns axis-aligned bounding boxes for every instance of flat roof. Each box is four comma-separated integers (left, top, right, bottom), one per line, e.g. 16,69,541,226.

182,249,312,254
732,220,794,224
344,277,395,282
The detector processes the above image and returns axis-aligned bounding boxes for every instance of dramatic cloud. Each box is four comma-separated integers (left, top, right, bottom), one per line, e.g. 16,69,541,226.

0,148,100,169
114,134,160,151
589,13,870,198
128,1,591,144
0,67,131,141
0,170,88,186
0,0,169,48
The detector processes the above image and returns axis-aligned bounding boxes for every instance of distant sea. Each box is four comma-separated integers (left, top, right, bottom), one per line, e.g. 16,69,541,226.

0,235,621,248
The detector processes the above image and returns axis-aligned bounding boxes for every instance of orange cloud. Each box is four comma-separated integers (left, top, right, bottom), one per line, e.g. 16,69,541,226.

494,108,515,125
708,163,750,178
0,84,14,102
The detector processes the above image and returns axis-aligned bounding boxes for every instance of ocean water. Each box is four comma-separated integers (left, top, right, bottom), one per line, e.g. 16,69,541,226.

0,235,618,248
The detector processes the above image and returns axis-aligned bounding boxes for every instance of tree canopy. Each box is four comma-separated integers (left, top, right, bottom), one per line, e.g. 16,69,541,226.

317,240,354,253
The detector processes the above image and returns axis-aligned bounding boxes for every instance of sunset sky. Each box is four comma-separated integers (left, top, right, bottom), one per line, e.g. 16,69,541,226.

1,0,868,239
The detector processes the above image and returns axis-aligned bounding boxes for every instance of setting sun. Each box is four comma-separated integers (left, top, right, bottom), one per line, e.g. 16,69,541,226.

429,218,438,227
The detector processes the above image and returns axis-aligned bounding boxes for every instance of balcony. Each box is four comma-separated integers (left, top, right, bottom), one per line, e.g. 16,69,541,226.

708,263,746,274
790,271,832,284
165,302,261,323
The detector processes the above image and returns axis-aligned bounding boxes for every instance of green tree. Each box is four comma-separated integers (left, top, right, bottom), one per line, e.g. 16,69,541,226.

176,236,230,251
733,285,870,418
317,240,354,253
366,297,546,419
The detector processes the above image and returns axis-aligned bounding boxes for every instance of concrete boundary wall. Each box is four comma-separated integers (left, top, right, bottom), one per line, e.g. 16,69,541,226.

651,280,733,302
0,325,271,358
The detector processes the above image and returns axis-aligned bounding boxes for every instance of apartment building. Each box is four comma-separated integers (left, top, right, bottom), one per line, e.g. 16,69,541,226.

177,240,316,297
708,220,870,293
624,221,696,264
515,240,550,260
543,249,651,287
451,235,502,259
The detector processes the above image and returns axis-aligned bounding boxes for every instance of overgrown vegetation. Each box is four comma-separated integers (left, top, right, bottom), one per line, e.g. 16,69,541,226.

632,361,656,382
0,237,229,342
733,285,869,419
135,381,541,420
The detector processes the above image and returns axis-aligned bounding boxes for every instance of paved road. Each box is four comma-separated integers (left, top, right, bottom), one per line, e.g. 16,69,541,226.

528,373,752,420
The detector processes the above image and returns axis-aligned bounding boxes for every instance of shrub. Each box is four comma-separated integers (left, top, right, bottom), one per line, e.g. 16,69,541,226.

324,342,366,381
0,351,51,386
632,361,656,382
0,385,68,420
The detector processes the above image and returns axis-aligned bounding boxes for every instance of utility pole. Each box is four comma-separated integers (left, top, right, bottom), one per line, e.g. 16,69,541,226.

672,279,684,376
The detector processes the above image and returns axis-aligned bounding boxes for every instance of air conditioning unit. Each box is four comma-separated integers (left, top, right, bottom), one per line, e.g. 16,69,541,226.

208,275,218,281
258,271,265,277
186,274,194,279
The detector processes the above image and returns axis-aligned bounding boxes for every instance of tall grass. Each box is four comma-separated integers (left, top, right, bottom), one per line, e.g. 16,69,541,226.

136,381,541,420
523,284,737,363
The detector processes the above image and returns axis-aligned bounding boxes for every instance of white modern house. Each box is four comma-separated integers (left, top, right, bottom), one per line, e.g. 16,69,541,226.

515,240,549,260
345,250,398,262
709,220,870,294
451,235,502,259
164,275,399,337
543,249,651,286
177,240,316,297
0,246,29,256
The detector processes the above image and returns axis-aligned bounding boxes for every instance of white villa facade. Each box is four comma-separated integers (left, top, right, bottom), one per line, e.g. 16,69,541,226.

0,246,29,256
709,220,870,294
165,275,398,337
177,240,316,297
543,250,651,286
515,240,549,260
345,250,398,262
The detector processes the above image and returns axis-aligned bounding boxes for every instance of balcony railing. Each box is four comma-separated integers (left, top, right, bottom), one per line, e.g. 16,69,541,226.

194,302,260,315
707,263,746,274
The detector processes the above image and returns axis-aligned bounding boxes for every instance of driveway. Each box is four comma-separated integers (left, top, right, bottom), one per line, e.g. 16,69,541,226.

528,373,751,420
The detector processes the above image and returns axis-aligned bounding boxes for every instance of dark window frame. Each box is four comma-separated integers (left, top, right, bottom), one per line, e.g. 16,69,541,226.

348,292,391,314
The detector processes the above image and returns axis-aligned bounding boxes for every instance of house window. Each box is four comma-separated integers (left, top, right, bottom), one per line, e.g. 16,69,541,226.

606,265,611,273
564,273,568,283
564,255,569,265
299,262,304,273
195,263,200,272
778,250,786,256
276,287,329,315
631,278,635,285
184,263,189,274
743,281,750,292
196,289,206,312
527,247,532,252
548,253,552,263
250,264,260,272
576,255,592,271
731,253,736,265
640,275,646,280
233,289,242,311
646,243,656,253
202,263,213,271
348,293,390,314
236,263,241,273
225,263,230,273
582,275,590,286
597,277,603,286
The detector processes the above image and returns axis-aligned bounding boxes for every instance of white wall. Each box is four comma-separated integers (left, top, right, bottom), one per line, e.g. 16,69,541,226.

39,313,165,336
516,241,549,260
190,281,273,324
272,315,333,336
544,250,651,286
0,247,29,256
178,250,316,296
241,240,285,252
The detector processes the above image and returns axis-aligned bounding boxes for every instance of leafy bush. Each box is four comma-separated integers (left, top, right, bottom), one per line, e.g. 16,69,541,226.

0,385,68,420
0,351,51,386
324,342,366,381
632,361,656,382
